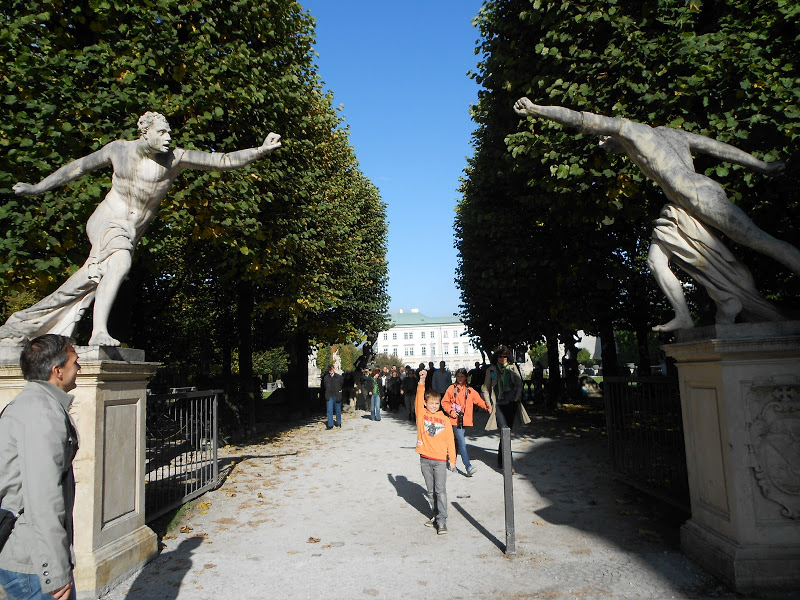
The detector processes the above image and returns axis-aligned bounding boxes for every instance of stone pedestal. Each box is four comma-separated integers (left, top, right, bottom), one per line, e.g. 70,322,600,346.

664,322,800,592
0,346,160,600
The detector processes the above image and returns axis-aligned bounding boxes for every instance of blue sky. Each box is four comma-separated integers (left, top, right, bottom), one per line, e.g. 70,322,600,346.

301,0,485,318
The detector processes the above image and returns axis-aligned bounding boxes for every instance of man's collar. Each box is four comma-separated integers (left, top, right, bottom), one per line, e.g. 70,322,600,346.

30,380,74,411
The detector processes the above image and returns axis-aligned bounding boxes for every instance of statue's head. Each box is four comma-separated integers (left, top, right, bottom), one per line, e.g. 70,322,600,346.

138,111,171,153
137,111,169,136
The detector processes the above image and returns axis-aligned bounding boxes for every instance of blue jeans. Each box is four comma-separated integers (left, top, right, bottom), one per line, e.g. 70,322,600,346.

453,426,472,471
326,396,341,427
370,394,381,420
0,569,76,600
420,457,448,525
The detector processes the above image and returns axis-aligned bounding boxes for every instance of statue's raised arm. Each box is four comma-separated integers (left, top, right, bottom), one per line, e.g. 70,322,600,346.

177,132,282,171
1,111,282,347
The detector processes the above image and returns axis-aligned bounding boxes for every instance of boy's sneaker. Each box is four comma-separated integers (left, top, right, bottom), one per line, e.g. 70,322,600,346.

424,519,435,528
466,466,478,477
437,522,448,535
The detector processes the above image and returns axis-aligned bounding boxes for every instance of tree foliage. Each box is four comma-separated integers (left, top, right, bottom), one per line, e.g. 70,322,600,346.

457,0,799,358
1,0,389,384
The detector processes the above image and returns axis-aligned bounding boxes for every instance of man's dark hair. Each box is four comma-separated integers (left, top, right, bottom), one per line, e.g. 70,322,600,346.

20,334,74,381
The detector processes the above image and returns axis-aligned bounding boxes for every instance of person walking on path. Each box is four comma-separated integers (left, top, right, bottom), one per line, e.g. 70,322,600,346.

483,345,523,468
401,366,417,421
468,361,484,393
441,368,491,477
415,370,456,534
321,364,343,430
386,370,402,412
366,368,382,421
0,334,81,600
432,361,451,395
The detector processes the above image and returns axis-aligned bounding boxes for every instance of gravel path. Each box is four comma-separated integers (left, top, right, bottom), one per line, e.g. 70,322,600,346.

98,405,786,600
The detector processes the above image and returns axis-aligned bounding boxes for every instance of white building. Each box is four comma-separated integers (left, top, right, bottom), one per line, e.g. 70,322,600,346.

373,309,486,372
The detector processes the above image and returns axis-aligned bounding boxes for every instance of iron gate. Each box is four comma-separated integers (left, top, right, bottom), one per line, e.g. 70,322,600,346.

145,389,220,521
603,377,689,511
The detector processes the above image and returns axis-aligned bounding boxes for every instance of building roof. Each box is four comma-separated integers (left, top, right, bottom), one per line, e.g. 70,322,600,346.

387,311,462,327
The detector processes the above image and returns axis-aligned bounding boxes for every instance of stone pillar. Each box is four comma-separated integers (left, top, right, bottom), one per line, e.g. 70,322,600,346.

0,346,160,600
663,322,800,592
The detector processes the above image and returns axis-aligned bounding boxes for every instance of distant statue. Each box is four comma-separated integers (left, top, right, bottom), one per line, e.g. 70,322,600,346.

514,98,795,331
1,112,281,346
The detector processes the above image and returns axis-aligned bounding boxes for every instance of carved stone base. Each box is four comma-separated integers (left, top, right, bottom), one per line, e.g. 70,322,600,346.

681,519,800,591
664,322,800,592
1,347,160,600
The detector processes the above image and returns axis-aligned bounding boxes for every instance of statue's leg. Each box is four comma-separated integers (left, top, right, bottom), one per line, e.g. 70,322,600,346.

88,249,132,346
696,187,800,275
647,241,694,332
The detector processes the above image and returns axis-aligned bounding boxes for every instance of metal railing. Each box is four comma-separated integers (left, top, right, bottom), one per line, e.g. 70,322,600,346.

145,389,220,522
603,377,689,511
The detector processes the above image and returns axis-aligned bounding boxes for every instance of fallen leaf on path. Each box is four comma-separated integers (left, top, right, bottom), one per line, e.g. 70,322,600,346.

307,537,321,543
179,526,193,533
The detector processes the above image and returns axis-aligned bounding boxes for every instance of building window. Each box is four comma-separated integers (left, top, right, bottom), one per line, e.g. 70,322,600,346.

430,331,435,339
421,347,427,356
409,332,413,339
392,346,398,356
404,346,413,357
421,331,425,339
392,332,397,340
443,330,449,338
383,333,388,341
403,332,409,340
454,345,459,355
453,330,458,338
431,344,436,355
382,347,388,355
443,343,449,355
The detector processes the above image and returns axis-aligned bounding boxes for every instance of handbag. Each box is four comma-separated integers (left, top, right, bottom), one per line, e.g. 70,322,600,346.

0,507,21,553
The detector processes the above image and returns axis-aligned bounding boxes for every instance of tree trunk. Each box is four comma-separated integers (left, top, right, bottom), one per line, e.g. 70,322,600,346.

598,315,619,377
237,281,255,431
545,331,562,409
635,325,652,378
286,329,311,416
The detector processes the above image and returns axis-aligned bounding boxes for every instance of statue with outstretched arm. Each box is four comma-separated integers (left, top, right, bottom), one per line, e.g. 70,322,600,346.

513,98,794,331
2,112,281,346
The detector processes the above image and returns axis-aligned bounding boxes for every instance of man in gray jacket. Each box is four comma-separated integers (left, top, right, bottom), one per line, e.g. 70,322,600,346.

0,335,80,600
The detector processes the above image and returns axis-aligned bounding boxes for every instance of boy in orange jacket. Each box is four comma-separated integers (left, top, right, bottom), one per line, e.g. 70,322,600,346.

415,369,456,534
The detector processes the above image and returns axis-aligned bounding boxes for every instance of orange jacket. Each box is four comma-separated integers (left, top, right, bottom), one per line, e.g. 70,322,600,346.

441,382,490,427
415,382,456,462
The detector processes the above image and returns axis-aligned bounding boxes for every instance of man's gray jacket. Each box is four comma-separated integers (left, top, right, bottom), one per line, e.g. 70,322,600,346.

0,381,78,594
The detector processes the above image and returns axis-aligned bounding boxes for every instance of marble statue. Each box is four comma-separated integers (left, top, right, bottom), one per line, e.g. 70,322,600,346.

513,98,795,331
1,112,281,346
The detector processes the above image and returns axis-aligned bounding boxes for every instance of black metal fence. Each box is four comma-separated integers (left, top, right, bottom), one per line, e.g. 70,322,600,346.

603,377,689,511
145,389,220,522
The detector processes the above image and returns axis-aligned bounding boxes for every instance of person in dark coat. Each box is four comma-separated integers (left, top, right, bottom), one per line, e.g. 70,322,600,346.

321,364,343,430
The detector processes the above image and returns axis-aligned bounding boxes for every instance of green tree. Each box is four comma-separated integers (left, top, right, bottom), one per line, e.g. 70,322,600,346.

458,0,799,375
1,0,389,423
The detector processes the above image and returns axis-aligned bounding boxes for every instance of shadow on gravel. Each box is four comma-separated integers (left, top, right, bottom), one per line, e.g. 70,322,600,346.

387,473,431,517
121,536,203,600
452,502,504,551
